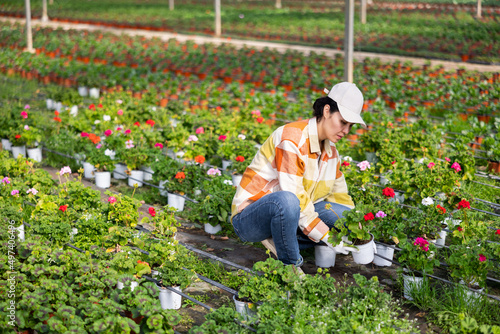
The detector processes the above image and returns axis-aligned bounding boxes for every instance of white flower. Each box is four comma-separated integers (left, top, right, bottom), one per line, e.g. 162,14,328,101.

151,106,157,111
94,120,101,124
343,156,353,162
238,134,246,140
103,115,111,121
223,179,233,186
26,188,38,195
188,135,198,142
24,125,30,130
421,197,434,206
104,149,116,159
59,166,72,175
116,99,123,104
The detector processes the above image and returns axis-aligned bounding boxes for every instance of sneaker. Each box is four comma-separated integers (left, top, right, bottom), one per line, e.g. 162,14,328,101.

261,238,277,257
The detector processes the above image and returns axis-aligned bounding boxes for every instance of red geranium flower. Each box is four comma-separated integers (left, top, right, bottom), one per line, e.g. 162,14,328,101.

54,111,60,116
436,205,446,214
457,226,463,232
146,119,155,127
235,155,245,162
15,134,21,139
256,116,264,123
89,104,95,110
479,254,486,262
195,155,205,164
457,200,470,210
59,205,68,212
364,212,374,221
148,207,156,217
496,229,500,235
54,117,62,122
341,161,350,166
97,104,103,108
104,129,112,136
382,187,395,198
134,122,140,127
81,132,89,137
175,172,186,179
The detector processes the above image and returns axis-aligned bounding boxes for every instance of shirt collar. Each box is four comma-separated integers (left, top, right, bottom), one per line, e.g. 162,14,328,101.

309,117,333,157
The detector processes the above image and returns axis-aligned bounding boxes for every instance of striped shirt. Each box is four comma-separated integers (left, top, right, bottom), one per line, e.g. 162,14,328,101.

231,117,354,243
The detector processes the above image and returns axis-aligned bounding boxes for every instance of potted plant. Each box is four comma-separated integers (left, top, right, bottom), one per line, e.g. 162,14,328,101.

405,199,450,241
229,155,248,187
165,169,191,211
84,141,116,189
24,125,43,162
446,243,491,291
8,129,26,158
327,201,376,265
397,237,440,300
117,137,149,188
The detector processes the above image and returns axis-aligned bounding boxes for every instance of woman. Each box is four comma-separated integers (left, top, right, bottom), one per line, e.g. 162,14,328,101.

230,82,366,267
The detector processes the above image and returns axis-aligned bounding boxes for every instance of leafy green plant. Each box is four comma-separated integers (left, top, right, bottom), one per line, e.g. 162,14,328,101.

446,243,492,289
398,237,440,275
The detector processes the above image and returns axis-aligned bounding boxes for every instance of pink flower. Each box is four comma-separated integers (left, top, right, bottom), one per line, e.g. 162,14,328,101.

479,254,486,262
125,140,134,149
218,135,227,141
375,211,387,218
427,162,435,169
108,196,117,204
24,104,30,109
413,237,429,252
124,129,131,134
251,109,261,116
155,143,164,149
207,168,221,176
59,166,72,175
81,132,89,137
2,177,10,184
104,129,112,136
96,144,102,149
356,160,371,171
188,135,198,142
117,109,123,115
26,188,38,195
445,157,451,162
24,125,30,130
21,111,28,119
195,127,205,134
116,127,122,131
451,162,462,172
11,189,19,196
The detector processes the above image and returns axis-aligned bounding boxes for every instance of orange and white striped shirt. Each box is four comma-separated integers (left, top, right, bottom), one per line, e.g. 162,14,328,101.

231,117,354,242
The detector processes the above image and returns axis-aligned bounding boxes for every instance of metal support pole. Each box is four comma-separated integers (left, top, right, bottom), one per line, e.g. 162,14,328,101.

344,0,354,83
169,0,174,11
360,0,367,24
41,0,49,22
24,0,35,54
215,0,221,37
276,0,282,9
477,0,482,18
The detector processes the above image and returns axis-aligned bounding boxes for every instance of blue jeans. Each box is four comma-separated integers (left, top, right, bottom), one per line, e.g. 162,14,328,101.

232,191,351,266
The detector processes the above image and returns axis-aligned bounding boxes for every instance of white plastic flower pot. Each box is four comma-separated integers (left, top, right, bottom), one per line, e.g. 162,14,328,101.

222,159,231,170
351,234,376,265
11,145,26,158
233,295,257,321
314,245,336,268
372,244,395,267
82,162,95,179
17,224,25,242
141,166,154,181
1,139,12,151
113,163,128,179
128,170,144,187
168,193,185,211
27,147,42,162
158,286,182,310
204,223,222,234
231,174,243,188
54,102,63,111
46,98,54,110
70,105,78,116
78,86,88,97
159,180,169,196
89,87,100,99
95,171,111,189
434,229,447,247
402,274,424,300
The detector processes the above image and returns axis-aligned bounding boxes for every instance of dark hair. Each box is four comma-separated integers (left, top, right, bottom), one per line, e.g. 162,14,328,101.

312,96,339,121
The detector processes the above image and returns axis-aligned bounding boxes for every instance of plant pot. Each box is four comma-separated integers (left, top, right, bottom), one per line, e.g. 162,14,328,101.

117,280,139,291
27,147,42,162
82,162,95,179
1,139,12,151
167,193,185,211
487,161,500,174
314,245,336,268
158,285,182,310
11,145,26,158
159,180,169,196
128,170,144,187
389,192,405,204
222,159,231,170
204,223,222,234
434,229,447,247
113,163,128,179
351,234,376,265
373,243,394,267
95,171,111,189
141,166,154,181
402,274,423,301
46,98,54,109
231,174,243,187
54,101,63,111
233,295,257,321
89,87,100,99
70,105,78,116
78,86,88,97
17,223,25,241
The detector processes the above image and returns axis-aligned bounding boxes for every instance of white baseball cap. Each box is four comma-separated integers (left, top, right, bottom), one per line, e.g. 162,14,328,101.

324,82,366,127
